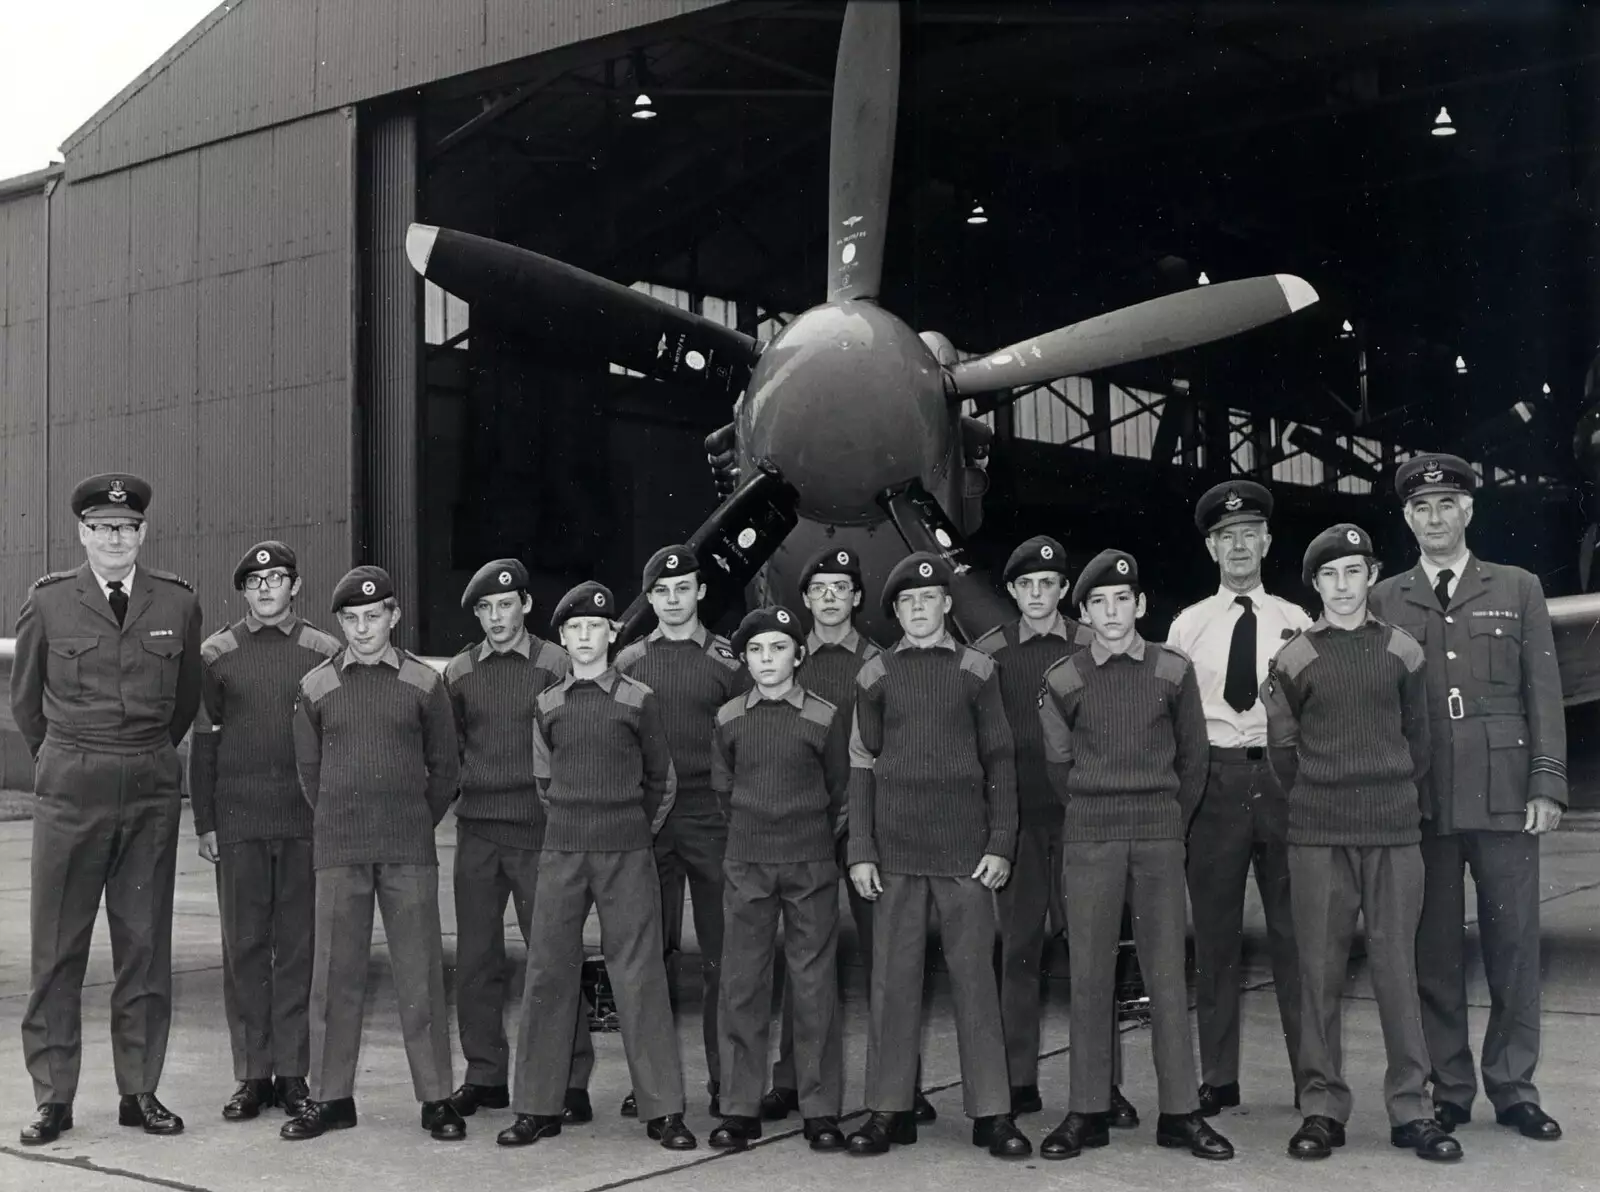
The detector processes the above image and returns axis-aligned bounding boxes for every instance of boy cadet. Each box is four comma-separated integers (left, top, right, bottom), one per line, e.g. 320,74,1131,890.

443,559,594,1125
614,544,748,1117
1369,455,1564,1142
764,545,935,1125
1167,480,1307,1114
284,566,465,1142
710,606,849,1154
845,551,1030,1160
1264,525,1460,1164
191,541,339,1123
1037,550,1231,1162
14,474,202,1145
499,582,695,1152
972,535,1137,1127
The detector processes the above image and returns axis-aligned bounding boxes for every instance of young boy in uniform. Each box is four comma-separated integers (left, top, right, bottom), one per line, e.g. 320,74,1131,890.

284,566,464,1142
1263,525,1460,1163
710,606,849,1154
1036,550,1230,1162
192,541,339,1123
443,558,594,1125
845,551,1030,1160
499,582,695,1152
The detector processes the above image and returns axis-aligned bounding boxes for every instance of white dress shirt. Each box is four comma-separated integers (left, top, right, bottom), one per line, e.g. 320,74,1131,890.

90,564,137,605
1419,551,1472,601
1166,582,1313,748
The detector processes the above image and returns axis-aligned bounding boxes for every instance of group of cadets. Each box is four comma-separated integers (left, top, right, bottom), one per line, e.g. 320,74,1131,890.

13,455,1567,1168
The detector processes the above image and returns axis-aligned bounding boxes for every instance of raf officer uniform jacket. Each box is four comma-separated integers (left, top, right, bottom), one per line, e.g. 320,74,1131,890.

1370,556,1566,834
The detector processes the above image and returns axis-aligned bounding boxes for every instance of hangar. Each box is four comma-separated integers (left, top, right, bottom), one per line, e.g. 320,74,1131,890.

0,0,1593,668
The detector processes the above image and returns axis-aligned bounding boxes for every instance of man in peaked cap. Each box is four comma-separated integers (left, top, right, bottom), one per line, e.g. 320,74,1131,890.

443,559,595,1127
1167,479,1309,1115
191,540,340,1124
1369,454,1565,1142
14,472,203,1145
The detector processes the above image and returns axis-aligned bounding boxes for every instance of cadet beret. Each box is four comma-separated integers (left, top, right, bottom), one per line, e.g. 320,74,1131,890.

1003,535,1068,583
460,558,530,611
71,472,151,522
1395,453,1476,502
330,565,393,613
730,605,806,657
881,551,952,616
1071,549,1139,609
233,541,297,589
552,581,615,629
1194,479,1273,535
1302,523,1376,587
800,544,863,590
642,543,700,588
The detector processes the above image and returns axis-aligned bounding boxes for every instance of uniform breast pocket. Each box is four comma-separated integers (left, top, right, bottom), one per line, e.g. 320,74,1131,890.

46,636,99,697
140,637,185,701
1467,619,1521,685
1484,719,1531,814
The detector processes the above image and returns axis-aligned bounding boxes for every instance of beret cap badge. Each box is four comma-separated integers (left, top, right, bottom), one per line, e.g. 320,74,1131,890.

256,549,271,564
918,561,933,579
361,580,376,596
1115,558,1130,575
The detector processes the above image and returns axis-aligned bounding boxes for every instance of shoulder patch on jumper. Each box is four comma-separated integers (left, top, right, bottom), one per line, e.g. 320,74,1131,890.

443,650,474,684
855,653,888,690
858,638,882,662
970,625,1007,657
613,674,649,709
799,691,838,728
706,634,742,671
299,659,341,702
1042,653,1085,697
1385,625,1426,673
715,695,747,727
30,570,75,590
1151,644,1190,686
297,625,342,659
1273,632,1319,681
613,640,648,672
536,684,566,714
397,655,440,693
200,627,239,664
1073,621,1096,648
533,639,571,675
144,567,194,591
958,647,997,681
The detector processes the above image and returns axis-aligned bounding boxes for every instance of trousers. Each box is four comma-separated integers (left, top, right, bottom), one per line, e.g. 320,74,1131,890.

217,837,314,1080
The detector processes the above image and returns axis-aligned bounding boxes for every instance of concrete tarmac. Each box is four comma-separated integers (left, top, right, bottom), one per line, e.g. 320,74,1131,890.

0,808,1597,1192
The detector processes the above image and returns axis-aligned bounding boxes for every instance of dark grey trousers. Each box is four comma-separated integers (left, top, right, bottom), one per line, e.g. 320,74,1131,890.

654,805,726,1083
218,837,315,1080
997,819,1061,1087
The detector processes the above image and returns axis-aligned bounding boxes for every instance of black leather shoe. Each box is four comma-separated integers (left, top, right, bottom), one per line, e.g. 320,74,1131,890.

647,1113,697,1150
496,1114,561,1147
274,1076,311,1117
972,1113,1032,1158
912,1090,937,1123
804,1116,847,1151
446,1083,508,1117
421,1100,466,1140
19,1103,72,1146
847,1111,917,1155
1434,1100,1471,1133
709,1115,762,1150
1196,1082,1240,1117
761,1087,800,1120
223,1079,274,1121
620,1090,638,1118
1108,1085,1139,1129
1010,1084,1043,1115
1391,1118,1463,1161
562,1088,593,1124
1156,1111,1234,1160
119,1093,184,1136
1039,1111,1109,1160
281,1098,357,1140
1288,1115,1346,1160
1496,1102,1561,1141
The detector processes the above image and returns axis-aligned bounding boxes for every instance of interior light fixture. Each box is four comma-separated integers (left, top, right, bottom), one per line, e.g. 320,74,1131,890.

1455,354,1468,374
1542,382,1552,395
1339,319,1354,339
1432,106,1456,137
966,204,988,225
1197,271,1210,285
632,92,657,119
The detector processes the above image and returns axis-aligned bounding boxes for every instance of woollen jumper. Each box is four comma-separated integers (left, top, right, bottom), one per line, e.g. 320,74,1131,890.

444,634,570,851
190,615,341,842
972,614,1090,827
532,668,677,853
1038,634,1209,843
615,624,748,813
292,648,460,869
798,628,880,713
1262,616,1430,846
711,685,848,863
846,635,1017,875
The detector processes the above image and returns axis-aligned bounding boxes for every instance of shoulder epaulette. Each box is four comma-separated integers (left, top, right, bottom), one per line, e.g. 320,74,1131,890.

144,567,194,591
533,639,571,675
397,653,441,693
1151,643,1190,686
443,650,474,684
614,639,648,671
536,684,566,714
613,674,649,708
300,659,341,702
1273,631,1319,681
715,695,747,727
30,570,75,590
706,634,742,671
799,691,837,727
296,625,342,659
200,627,239,664
1042,653,1085,697
1385,625,1426,673
971,625,1008,657
856,653,888,689
959,647,997,681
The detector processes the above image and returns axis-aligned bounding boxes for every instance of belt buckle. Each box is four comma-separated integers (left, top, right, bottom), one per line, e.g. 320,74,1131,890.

1447,687,1465,721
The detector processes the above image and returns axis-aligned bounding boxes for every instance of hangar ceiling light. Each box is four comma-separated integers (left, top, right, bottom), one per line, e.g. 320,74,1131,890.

1455,354,1468,374
632,93,657,120
1197,271,1210,285
966,204,988,225
1432,106,1457,136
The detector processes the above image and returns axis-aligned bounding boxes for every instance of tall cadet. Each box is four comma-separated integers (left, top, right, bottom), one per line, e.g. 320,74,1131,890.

615,545,747,1116
499,583,694,1152
285,567,464,1142
1038,551,1230,1162
1264,525,1458,1164
192,542,339,1122
443,559,594,1124
710,606,848,1154
845,552,1029,1160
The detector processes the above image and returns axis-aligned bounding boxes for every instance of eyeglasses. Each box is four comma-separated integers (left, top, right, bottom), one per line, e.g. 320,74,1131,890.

806,581,854,599
243,572,293,591
83,522,141,540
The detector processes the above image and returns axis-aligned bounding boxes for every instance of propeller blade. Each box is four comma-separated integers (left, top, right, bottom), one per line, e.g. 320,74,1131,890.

877,479,1014,644
826,1,900,302
405,224,759,397
949,275,1319,395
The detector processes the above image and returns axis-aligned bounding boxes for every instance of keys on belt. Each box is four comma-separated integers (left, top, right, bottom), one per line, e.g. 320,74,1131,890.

1447,687,1465,720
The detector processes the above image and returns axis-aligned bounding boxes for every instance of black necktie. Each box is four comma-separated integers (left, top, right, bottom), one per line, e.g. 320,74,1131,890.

1433,568,1454,612
1223,594,1257,714
107,579,128,627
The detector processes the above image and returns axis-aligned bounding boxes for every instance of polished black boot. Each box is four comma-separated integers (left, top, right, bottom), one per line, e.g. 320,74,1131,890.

647,1113,698,1150
223,1079,275,1121
1287,1115,1346,1160
119,1094,184,1136
1039,1111,1109,1160
846,1111,917,1155
1496,1102,1561,1141
804,1116,847,1151
709,1115,762,1151
18,1103,72,1146
280,1098,357,1140
421,1100,467,1140
972,1113,1032,1158
1156,1111,1234,1160
497,1114,561,1147
1391,1118,1463,1161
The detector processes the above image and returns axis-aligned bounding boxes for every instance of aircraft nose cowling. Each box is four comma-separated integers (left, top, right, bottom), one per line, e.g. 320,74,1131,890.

739,301,953,525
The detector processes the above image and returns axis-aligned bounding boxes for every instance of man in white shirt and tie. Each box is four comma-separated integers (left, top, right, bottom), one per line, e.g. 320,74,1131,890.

1167,480,1309,1117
